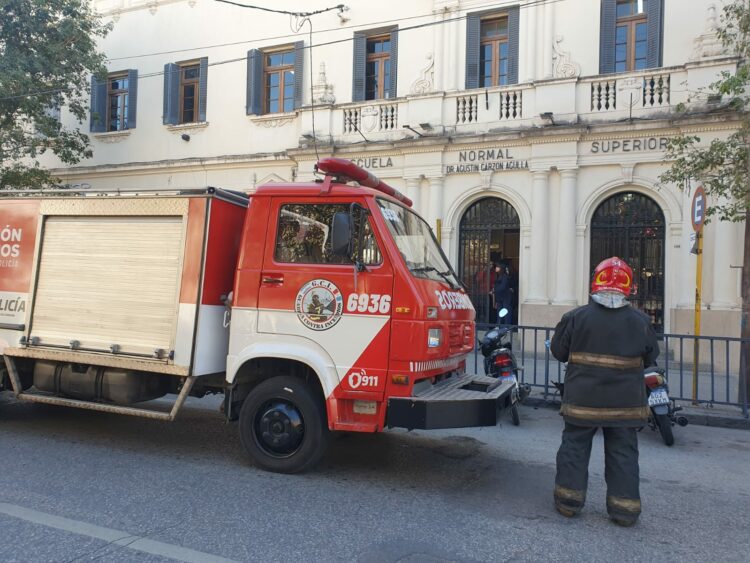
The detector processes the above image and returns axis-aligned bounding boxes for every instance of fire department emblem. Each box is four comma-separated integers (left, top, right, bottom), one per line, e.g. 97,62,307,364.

295,279,344,331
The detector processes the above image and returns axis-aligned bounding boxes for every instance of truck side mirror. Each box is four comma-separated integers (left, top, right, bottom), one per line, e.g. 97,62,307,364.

331,212,353,257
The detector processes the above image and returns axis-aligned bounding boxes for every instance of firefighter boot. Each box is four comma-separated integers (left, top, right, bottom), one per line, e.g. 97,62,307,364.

603,427,641,526
554,423,597,517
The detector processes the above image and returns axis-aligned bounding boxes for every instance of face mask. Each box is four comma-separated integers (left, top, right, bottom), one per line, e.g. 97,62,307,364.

591,291,629,309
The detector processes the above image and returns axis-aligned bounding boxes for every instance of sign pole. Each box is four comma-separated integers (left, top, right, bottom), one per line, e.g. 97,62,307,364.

690,185,707,404
693,230,703,404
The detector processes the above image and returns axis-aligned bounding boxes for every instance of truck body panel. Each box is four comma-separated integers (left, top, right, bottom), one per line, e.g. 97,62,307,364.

0,190,247,376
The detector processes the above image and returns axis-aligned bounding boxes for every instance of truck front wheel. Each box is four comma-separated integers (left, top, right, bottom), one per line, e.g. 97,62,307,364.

239,376,329,473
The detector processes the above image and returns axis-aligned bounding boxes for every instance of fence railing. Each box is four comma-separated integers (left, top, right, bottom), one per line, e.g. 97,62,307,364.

471,323,750,419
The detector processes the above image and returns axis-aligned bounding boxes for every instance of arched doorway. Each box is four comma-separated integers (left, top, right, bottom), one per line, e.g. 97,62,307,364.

590,191,665,332
459,197,520,324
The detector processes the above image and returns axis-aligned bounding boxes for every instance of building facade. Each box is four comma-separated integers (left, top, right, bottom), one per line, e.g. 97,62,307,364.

45,0,742,335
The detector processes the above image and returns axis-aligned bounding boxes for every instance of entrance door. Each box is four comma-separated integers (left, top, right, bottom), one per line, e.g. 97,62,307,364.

590,191,665,332
458,197,520,324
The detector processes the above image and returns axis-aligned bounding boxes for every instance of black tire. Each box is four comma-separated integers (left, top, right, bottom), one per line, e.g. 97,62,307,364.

510,402,520,426
655,414,674,446
239,376,329,473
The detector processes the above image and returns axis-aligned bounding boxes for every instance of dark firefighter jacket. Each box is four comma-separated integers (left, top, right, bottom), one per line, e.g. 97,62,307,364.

550,301,660,427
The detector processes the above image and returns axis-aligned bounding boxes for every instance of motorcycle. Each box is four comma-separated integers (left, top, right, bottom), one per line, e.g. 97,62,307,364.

644,368,688,446
479,308,530,425
551,369,689,446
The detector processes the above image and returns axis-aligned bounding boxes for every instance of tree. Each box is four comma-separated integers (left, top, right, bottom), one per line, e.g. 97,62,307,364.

0,0,110,189
658,0,750,412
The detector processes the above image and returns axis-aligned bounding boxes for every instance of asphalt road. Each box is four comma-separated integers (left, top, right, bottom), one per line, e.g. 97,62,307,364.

1,392,749,563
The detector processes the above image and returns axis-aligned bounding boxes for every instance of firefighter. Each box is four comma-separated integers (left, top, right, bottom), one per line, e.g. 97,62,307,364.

550,257,659,527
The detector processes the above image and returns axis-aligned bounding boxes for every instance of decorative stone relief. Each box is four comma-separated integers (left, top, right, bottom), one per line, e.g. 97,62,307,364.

480,169,493,189
410,53,435,95
312,62,335,104
691,4,726,60
552,36,581,79
93,131,131,144
621,164,635,184
148,1,158,15
360,106,380,133
111,10,121,22
250,114,296,128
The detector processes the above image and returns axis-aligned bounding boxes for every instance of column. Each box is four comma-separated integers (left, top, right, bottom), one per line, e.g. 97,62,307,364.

543,2,555,78
524,4,537,82
427,176,444,239
527,170,550,303
405,177,422,215
554,169,578,304
711,217,738,308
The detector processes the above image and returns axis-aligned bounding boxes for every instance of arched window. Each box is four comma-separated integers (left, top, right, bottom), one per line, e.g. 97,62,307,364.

591,191,665,332
459,197,520,324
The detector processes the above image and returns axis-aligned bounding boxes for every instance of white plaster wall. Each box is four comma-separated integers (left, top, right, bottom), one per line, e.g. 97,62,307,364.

38,1,744,332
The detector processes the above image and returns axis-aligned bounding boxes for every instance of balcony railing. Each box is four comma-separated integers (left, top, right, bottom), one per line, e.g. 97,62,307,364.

319,60,732,143
583,69,676,115
342,102,398,134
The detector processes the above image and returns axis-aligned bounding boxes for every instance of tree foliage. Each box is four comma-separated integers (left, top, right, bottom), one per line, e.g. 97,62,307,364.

658,0,750,222
0,0,110,189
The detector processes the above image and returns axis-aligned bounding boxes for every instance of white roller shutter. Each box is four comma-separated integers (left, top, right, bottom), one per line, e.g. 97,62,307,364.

30,216,184,357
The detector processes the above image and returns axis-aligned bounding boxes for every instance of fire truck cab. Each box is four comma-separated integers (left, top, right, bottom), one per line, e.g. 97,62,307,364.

0,158,515,474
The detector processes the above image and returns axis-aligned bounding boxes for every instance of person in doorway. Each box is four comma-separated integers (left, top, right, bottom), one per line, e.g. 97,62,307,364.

550,256,659,527
492,263,513,325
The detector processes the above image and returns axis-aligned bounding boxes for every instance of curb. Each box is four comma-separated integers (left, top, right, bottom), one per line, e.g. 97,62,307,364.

521,395,750,431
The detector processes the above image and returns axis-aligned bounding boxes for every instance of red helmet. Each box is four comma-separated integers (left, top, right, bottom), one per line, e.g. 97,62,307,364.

591,257,633,296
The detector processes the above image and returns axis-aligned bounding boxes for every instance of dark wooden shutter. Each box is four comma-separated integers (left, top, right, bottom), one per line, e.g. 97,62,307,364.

90,76,107,132
294,41,304,109
198,57,208,122
352,32,366,102
388,29,398,99
465,13,481,89
246,49,263,115
507,6,520,85
126,69,138,129
163,63,179,125
646,0,664,69
599,0,617,74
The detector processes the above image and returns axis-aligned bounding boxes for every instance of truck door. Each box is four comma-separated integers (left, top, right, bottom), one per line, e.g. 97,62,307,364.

257,198,393,400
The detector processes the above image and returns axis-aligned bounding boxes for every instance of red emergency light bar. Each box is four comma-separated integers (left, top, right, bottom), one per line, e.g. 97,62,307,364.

316,157,413,208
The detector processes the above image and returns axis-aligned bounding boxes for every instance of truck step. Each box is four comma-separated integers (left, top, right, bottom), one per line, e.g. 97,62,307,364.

386,373,515,430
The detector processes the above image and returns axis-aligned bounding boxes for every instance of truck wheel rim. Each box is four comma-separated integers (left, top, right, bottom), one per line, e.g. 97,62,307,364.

253,399,305,458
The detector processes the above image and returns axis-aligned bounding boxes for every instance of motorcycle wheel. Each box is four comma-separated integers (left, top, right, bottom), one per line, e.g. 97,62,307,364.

655,414,674,446
510,402,520,426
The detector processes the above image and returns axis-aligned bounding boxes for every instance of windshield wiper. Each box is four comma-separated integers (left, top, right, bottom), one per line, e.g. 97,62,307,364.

411,266,460,289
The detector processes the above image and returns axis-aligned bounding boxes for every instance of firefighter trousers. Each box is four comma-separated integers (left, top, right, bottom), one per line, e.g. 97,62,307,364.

554,423,641,523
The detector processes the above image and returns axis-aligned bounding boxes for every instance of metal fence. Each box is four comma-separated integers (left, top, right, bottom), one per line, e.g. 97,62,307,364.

471,323,750,419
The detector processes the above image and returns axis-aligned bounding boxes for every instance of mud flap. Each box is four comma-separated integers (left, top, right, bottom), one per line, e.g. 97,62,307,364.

386,373,515,430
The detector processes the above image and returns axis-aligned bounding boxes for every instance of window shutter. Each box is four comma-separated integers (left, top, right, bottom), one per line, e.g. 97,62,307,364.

246,49,263,115
294,41,304,109
388,29,398,99
646,0,664,69
507,6,520,85
126,69,138,129
90,76,107,132
465,13,480,89
198,57,208,122
352,32,366,102
599,0,617,74
163,63,179,125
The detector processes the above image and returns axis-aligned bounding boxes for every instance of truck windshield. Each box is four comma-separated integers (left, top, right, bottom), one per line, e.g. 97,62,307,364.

377,198,462,289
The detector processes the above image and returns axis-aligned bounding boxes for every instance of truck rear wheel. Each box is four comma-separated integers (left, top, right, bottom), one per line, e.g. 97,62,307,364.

239,376,329,473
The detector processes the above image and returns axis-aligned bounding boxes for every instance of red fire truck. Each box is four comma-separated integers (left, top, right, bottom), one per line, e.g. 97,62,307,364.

0,158,516,473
